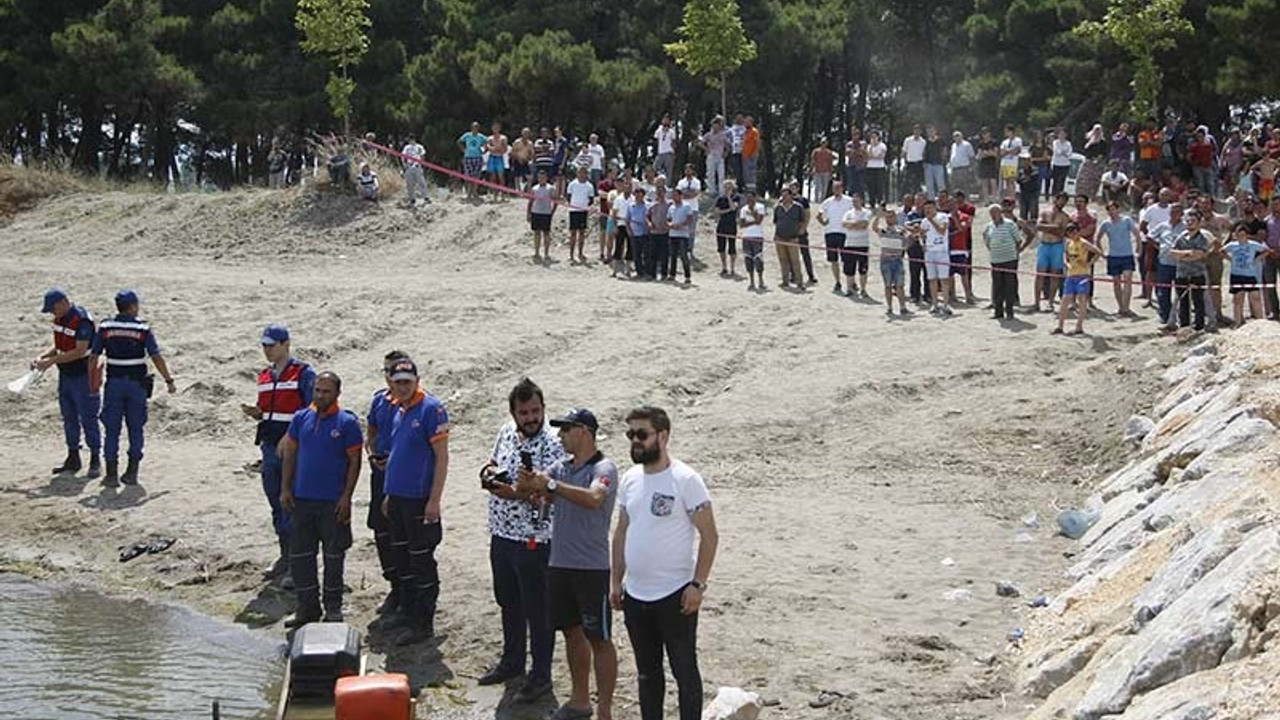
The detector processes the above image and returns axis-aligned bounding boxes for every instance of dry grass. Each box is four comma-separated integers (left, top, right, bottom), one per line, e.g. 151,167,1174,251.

306,136,406,198
0,163,88,218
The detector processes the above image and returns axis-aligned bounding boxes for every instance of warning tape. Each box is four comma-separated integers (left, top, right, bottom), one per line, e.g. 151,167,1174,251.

358,138,1280,294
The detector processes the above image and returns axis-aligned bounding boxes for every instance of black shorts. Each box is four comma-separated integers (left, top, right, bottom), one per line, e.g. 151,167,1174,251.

1230,274,1258,294
548,567,612,640
825,233,846,263
569,211,588,230
950,253,971,277
531,213,552,232
716,229,737,255
842,247,869,276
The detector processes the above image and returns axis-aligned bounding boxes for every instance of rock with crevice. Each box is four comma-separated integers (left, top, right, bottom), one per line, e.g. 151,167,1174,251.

1023,635,1106,699
1072,528,1280,720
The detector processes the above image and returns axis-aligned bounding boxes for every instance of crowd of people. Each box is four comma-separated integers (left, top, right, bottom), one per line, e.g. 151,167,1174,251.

29,294,717,720
357,112,1280,337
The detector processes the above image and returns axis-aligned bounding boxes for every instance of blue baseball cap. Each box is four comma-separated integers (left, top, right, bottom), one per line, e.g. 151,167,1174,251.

41,288,67,313
114,289,139,307
386,359,419,381
550,408,599,433
260,323,290,346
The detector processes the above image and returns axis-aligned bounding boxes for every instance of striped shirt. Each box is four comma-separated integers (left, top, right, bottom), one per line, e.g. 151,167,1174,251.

984,219,1023,264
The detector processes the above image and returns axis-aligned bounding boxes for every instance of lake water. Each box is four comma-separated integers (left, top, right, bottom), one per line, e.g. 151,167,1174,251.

0,574,284,720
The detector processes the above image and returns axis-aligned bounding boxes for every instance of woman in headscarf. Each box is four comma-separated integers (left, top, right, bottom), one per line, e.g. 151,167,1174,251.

1077,123,1107,199
1110,122,1134,174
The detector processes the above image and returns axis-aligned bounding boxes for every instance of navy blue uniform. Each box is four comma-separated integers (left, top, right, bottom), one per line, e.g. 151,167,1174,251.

92,314,161,461
54,305,101,455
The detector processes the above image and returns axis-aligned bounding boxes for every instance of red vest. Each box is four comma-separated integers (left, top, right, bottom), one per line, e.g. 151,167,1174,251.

257,361,307,423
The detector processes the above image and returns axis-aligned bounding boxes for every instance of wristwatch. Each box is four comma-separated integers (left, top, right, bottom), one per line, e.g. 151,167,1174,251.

546,479,559,494
690,580,707,591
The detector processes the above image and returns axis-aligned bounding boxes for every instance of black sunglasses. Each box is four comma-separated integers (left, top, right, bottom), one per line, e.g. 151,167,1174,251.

625,429,653,441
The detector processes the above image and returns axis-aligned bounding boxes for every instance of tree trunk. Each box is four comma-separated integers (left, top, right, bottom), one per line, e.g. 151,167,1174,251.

720,73,727,121
72,101,102,175
152,111,176,187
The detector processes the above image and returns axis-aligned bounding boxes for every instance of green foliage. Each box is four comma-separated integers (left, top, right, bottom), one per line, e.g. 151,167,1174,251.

665,0,757,88
296,0,372,127
1075,0,1193,118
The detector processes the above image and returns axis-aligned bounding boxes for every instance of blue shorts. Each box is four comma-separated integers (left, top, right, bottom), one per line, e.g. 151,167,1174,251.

1063,275,1091,296
486,156,505,175
880,257,905,287
1106,255,1136,276
1037,242,1065,272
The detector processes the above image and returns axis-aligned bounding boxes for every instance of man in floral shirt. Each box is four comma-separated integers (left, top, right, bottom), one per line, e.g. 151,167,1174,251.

477,378,567,703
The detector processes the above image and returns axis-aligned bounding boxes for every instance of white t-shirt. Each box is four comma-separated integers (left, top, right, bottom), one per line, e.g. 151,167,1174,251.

1000,137,1023,168
902,136,926,163
567,179,596,211
401,143,425,160
676,176,702,199
654,126,677,155
950,140,975,168
923,213,950,252
841,206,873,247
820,195,854,234
866,142,887,169
619,459,711,602
588,143,605,171
1052,139,1073,167
739,203,766,239
1102,171,1129,190
1140,203,1171,232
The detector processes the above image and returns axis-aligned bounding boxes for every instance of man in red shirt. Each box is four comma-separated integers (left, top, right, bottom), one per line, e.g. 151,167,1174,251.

942,195,976,304
1189,129,1216,196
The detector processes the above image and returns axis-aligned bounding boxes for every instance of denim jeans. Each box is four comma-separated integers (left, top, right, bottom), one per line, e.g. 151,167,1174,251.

1157,263,1178,324
491,537,554,682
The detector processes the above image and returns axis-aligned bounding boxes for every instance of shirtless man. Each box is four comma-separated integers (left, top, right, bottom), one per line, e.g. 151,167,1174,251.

511,128,535,191
485,123,510,196
1249,155,1278,204
1034,193,1071,313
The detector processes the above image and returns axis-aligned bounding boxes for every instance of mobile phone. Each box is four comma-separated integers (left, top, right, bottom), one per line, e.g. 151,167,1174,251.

520,451,533,471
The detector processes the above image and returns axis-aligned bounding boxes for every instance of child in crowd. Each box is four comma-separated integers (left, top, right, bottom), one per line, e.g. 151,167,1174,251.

1055,222,1103,335
1221,222,1269,327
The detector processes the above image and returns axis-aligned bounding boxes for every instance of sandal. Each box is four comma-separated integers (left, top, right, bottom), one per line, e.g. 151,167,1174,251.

550,705,593,720
1050,328,1064,335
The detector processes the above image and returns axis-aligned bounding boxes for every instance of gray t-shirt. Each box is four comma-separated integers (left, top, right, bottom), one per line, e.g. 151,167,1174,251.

1173,229,1209,279
774,203,804,239
548,453,618,570
648,200,670,234
531,184,554,215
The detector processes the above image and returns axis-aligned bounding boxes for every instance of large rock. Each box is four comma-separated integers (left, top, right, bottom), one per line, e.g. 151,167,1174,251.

1096,663,1229,720
1023,635,1106,698
1123,415,1155,444
702,687,762,720
1096,456,1160,502
1178,416,1275,482
1159,354,1219,388
1072,528,1280,720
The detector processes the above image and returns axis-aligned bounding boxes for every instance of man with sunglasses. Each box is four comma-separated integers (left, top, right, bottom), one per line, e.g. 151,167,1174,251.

517,409,619,720
611,406,719,720
379,358,450,645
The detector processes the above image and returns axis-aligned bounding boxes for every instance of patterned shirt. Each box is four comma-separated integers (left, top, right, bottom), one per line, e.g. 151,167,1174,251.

488,420,567,543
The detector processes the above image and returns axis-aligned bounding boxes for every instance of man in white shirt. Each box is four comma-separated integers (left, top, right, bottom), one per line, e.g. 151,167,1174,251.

401,136,430,206
1000,125,1024,198
817,181,855,294
587,133,606,185
611,406,718,720
1050,128,1073,195
1101,160,1129,207
675,164,703,260
654,115,677,181
729,114,746,186
567,166,597,265
699,116,730,196
841,193,874,297
901,125,927,195
949,131,976,196
738,190,767,291
920,198,953,315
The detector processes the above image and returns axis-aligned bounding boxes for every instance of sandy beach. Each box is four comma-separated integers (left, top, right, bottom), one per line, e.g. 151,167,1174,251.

0,185,1185,719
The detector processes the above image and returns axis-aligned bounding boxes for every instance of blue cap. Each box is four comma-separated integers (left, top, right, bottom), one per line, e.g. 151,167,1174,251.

550,408,599,433
115,289,139,307
260,323,290,346
41,288,68,313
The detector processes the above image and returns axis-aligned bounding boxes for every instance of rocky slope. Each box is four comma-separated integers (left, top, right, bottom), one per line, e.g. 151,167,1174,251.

1018,321,1280,719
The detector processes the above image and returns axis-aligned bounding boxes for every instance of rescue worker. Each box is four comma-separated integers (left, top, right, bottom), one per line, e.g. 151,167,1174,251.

91,290,176,487
380,358,450,645
242,324,315,589
365,349,410,615
280,371,363,627
33,288,101,478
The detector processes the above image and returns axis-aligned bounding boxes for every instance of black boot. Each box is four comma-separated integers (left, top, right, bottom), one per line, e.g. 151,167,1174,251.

120,457,140,486
52,450,81,474
278,538,294,590
87,454,102,479
102,459,120,488
284,605,322,629
376,583,402,615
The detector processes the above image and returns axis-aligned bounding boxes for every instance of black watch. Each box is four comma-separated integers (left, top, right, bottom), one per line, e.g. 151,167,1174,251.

690,580,707,591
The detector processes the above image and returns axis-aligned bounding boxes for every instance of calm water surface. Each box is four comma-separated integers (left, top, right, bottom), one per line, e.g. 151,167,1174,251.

0,574,284,720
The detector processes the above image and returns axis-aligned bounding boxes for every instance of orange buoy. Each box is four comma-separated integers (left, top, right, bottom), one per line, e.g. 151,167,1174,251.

335,673,412,720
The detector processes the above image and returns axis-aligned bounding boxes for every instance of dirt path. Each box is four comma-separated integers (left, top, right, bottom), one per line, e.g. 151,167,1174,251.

0,188,1176,719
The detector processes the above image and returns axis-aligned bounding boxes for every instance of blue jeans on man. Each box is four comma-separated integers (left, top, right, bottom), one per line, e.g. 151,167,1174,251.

1156,263,1177,325
58,372,100,454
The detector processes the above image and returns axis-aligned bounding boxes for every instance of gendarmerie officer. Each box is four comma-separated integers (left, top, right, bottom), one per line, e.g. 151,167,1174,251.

33,288,102,478
241,323,316,588
90,289,176,487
